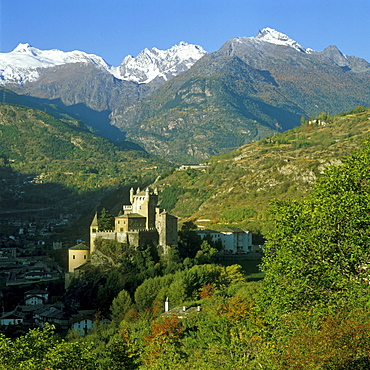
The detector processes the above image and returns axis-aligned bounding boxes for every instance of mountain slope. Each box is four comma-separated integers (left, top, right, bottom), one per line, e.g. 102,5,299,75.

3,29,370,164
0,103,168,215
111,53,304,162
153,106,370,236
111,29,370,163
0,87,135,143
0,42,206,114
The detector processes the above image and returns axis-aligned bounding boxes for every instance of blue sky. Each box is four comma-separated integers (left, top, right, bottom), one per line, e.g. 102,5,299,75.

1,0,369,66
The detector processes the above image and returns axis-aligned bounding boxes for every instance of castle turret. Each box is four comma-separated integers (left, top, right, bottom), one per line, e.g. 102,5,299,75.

129,187,134,204
130,188,158,229
90,212,98,253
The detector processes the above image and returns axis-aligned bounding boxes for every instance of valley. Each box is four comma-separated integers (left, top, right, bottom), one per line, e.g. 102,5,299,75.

1,27,370,368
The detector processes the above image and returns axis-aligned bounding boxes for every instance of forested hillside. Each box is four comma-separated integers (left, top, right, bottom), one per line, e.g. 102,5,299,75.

156,107,370,236
0,103,169,227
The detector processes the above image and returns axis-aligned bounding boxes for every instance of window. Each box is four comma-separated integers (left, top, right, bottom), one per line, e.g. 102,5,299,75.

73,255,75,259
84,255,87,259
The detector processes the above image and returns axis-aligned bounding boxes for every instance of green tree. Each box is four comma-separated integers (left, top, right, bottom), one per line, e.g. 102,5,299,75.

105,327,140,369
260,140,370,320
111,289,133,324
96,269,127,314
134,275,175,312
177,221,202,259
194,240,218,264
0,324,98,369
98,207,114,231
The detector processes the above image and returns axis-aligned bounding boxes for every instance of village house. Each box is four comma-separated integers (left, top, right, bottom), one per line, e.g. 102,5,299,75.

0,311,24,326
196,227,252,254
24,288,49,306
70,310,95,335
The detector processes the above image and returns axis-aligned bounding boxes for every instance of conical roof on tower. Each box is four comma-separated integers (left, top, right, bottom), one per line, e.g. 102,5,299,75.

90,212,98,227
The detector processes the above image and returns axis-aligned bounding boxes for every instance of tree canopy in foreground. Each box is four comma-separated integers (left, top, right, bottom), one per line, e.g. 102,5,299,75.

261,140,370,318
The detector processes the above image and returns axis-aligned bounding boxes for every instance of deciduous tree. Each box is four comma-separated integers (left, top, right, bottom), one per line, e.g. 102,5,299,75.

260,141,370,319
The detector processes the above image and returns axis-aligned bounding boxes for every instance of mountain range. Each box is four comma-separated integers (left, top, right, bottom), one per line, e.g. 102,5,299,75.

0,41,206,86
2,28,370,162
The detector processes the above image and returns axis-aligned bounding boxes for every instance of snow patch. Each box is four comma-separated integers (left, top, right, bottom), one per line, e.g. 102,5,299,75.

255,27,307,53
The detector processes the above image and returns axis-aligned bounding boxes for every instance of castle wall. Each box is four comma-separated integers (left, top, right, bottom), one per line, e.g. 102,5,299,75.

127,229,159,248
116,232,128,244
96,231,117,240
156,212,178,247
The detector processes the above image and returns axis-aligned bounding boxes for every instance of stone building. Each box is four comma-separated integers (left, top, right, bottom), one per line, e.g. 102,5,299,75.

66,187,178,285
90,187,178,253
68,243,90,273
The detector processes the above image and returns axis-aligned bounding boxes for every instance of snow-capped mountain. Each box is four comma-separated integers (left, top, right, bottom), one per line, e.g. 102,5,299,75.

116,41,207,84
0,41,206,86
2,27,370,162
0,43,112,84
255,27,308,53
112,28,370,163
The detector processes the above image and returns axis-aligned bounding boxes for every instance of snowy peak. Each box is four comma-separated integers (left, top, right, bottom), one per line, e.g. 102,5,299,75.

0,42,206,86
0,43,111,85
255,27,306,52
7,43,110,68
13,43,35,54
117,42,207,84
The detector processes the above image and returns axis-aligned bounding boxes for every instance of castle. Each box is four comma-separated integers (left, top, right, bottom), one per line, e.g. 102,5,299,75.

90,187,178,254
65,187,178,287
